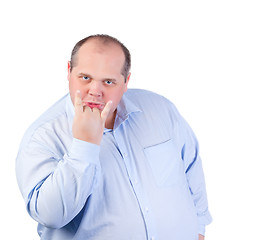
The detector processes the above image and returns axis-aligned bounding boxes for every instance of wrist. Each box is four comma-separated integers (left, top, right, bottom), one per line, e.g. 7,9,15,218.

69,138,100,161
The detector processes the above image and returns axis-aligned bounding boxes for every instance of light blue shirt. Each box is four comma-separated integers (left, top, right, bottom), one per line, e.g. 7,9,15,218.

16,89,212,240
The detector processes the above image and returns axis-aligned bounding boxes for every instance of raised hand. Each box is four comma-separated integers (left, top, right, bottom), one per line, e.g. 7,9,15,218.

72,90,112,145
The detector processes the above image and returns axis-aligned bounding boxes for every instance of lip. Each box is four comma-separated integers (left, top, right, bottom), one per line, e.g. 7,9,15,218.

83,101,105,110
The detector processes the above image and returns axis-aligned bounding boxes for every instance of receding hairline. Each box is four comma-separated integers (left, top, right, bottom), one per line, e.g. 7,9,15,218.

70,34,131,81
78,38,124,56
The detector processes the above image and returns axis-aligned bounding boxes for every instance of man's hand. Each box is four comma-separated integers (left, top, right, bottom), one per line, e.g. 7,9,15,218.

199,234,205,240
72,90,112,145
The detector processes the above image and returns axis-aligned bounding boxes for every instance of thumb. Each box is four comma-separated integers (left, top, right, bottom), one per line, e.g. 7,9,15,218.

101,100,113,124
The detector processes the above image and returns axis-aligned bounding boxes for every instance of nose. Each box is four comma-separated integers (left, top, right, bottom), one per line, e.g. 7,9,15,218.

88,80,102,97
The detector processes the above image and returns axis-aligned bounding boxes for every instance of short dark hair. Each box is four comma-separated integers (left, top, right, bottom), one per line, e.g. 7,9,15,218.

70,34,131,82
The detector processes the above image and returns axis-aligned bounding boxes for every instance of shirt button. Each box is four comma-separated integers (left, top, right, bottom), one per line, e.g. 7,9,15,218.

123,153,128,157
151,237,155,240
145,207,149,212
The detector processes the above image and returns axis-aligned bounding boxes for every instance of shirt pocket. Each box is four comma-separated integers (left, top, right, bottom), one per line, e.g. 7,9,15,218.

144,139,181,187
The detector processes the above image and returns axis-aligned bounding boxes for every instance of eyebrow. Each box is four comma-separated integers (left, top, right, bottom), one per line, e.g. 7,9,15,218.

78,72,92,78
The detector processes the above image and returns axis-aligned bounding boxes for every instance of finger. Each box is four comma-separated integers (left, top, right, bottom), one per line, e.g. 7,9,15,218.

101,100,113,124
74,90,83,113
92,107,100,114
83,105,92,113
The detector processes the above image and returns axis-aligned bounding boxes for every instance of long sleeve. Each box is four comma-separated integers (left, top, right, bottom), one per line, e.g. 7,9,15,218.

180,118,212,235
16,136,100,229
16,91,212,239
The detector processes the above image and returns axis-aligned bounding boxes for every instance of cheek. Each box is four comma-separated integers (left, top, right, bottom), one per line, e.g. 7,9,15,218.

107,89,125,106
68,78,75,91
69,78,79,89
69,79,85,95
69,79,85,103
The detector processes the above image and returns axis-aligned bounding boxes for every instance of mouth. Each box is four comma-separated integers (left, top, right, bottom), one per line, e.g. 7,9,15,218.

83,102,105,110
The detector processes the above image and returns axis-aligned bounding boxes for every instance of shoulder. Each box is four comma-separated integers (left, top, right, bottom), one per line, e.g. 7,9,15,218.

124,89,197,146
125,88,180,117
123,89,184,136
18,94,70,150
125,88,163,99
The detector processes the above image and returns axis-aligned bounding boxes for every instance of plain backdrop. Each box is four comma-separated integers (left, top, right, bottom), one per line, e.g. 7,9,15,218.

0,0,261,239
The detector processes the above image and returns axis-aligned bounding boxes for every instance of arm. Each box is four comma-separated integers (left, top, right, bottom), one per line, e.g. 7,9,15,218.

179,118,212,236
17,138,100,228
16,91,112,228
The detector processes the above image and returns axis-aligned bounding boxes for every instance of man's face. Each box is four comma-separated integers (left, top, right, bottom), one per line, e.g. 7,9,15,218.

68,40,130,126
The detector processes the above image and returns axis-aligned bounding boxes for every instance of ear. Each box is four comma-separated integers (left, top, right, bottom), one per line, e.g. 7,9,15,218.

67,61,71,81
124,72,131,92
126,72,131,83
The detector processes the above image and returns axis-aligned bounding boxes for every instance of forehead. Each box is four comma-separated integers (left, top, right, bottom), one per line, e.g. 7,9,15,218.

77,39,124,63
73,40,125,78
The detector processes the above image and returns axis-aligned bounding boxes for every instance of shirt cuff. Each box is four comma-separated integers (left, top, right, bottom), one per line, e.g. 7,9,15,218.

67,138,100,165
198,224,206,236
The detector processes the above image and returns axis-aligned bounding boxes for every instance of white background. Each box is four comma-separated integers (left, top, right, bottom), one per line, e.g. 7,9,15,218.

0,0,261,239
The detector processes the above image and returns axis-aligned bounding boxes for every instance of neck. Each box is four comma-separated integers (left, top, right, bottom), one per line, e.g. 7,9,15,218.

105,110,117,129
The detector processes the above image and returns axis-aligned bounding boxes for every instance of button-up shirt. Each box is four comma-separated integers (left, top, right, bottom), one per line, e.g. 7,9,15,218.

16,89,212,240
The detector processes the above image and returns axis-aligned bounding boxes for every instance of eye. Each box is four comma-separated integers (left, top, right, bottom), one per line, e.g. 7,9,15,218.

82,76,90,81
105,80,113,85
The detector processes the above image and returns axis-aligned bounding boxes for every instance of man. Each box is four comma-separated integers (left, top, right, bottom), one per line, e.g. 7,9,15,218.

16,34,212,240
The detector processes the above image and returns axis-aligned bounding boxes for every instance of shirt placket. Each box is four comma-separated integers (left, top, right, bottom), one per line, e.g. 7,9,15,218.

113,124,158,240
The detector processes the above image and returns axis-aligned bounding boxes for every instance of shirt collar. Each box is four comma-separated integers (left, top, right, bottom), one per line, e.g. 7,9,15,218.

65,92,142,133
114,93,142,130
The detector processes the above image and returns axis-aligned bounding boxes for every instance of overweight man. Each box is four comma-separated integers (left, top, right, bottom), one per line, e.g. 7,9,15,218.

16,34,212,240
